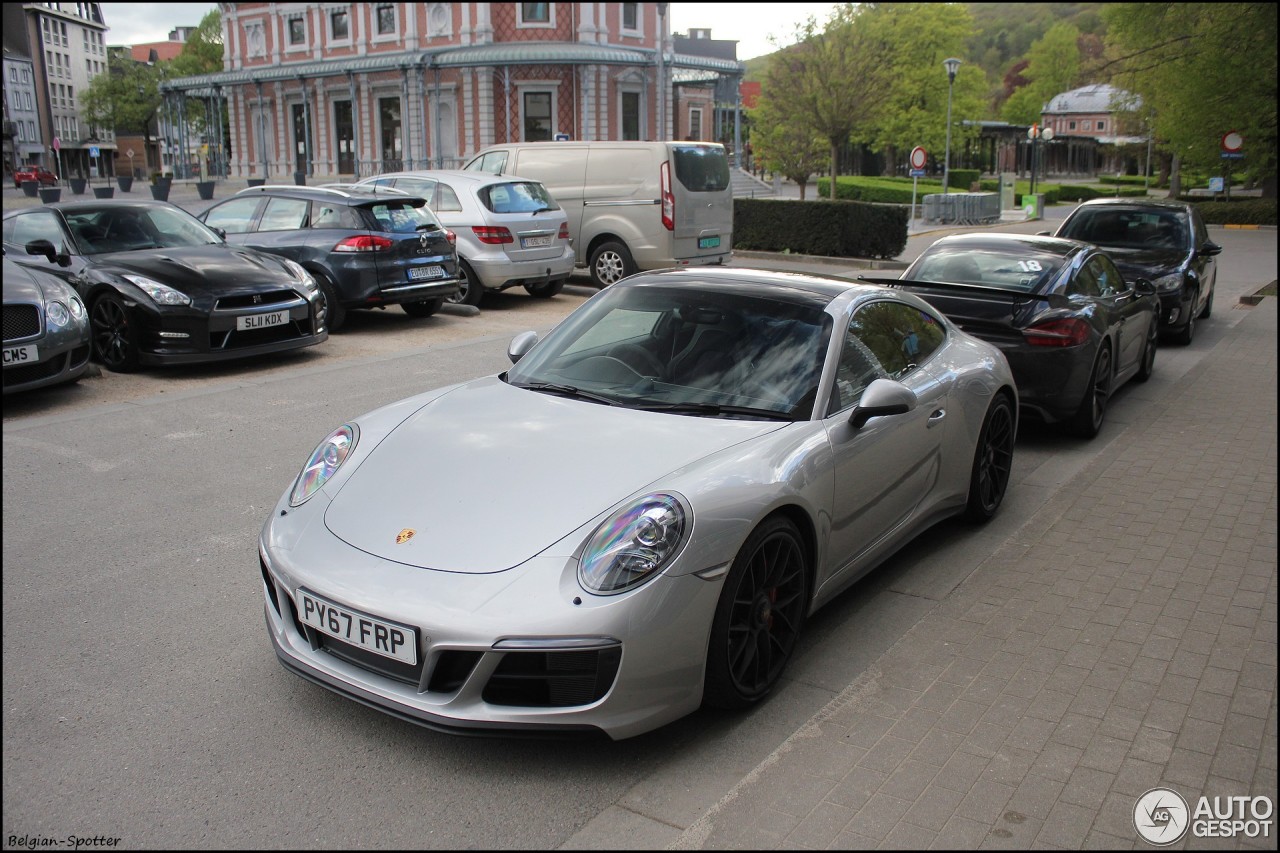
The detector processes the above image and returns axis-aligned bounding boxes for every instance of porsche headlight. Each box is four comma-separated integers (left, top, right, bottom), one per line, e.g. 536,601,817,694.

46,301,71,328
290,424,358,506
123,274,191,306
579,494,687,595
1151,272,1185,293
283,259,318,294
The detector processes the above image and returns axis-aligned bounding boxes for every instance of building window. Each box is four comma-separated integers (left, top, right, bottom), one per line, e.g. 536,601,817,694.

621,91,640,141
376,5,397,36
622,3,638,31
379,96,402,169
688,108,703,140
522,91,553,141
330,9,350,41
334,100,354,173
288,18,306,46
519,3,552,27
1068,121,1076,131
1096,120,1106,131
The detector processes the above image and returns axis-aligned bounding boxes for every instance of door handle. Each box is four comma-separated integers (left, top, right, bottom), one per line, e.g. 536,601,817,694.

927,408,946,428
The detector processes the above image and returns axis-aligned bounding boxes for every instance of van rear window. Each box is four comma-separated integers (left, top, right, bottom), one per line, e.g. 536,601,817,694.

672,146,730,193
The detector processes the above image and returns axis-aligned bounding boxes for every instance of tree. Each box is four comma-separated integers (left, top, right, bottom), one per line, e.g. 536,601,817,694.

747,101,826,200
80,52,163,173
1101,3,1277,197
167,9,224,77
768,5,897,199
1001,22,1081,124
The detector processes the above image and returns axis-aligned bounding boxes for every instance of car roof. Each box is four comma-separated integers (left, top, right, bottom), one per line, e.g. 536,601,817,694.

232,184,428,204
10,199,175,215
1072,198,1194,212
927,232,1088,258
369,170,544,188
623,265,879,306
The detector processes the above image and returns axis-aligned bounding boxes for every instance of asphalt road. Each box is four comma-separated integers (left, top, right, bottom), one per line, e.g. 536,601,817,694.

2,212,1274,848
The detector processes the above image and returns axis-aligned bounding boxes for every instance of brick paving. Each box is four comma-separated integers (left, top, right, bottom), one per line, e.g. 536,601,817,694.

671,300,1277,850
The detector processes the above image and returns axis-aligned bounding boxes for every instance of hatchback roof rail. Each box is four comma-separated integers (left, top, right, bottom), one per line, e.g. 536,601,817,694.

234,184,355,198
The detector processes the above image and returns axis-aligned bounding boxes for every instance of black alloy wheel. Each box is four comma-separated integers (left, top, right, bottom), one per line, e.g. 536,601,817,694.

1068,344,1112,439
90,292,140,373
315,273,346,331
447,260,484,307
964,394,1016,523
1135,320,1158,383
704,517,809,709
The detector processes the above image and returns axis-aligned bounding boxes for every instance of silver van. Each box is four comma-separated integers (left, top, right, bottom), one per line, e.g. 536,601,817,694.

464,141,733,288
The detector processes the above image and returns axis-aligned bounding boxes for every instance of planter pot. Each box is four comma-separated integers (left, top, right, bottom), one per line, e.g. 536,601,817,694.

150,184,171,201
246,178,266,188
21,180,38,197
70,178,88,195
117,176,134,192
38,187,62,204
93,186,115,199
155,175,173,188
196,181,215,200
293,171,307,186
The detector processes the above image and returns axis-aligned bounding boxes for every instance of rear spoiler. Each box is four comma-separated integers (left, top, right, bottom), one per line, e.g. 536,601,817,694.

857,275,1071,309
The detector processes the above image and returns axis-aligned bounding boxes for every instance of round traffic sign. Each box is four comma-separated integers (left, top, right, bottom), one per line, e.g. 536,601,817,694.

1221,131,1243,153
52,137,61,152
909,146,927,170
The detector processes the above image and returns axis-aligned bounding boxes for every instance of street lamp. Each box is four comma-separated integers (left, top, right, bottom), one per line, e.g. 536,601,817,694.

941,57,961,198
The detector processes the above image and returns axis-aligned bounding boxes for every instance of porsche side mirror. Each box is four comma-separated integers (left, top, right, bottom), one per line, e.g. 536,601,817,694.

26,239,70,267
1199,241,1223,257
210,226,226,240
849,378,917,430
507,330,539,364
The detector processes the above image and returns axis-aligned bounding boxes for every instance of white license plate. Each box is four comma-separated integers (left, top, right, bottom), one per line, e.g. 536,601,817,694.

408,265,445,281
521,235,553,249
297,589,418,665
3,344,38,365
698,236,721,250
236,309,288,331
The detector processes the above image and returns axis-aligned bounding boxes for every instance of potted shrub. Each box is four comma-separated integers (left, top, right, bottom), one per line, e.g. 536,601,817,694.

150,182,171,201
196,180,215,200
70,176,88,194
247,178,266,187
93,186,115,199
21,180,38,197
117,175,134,192
39,187,62,204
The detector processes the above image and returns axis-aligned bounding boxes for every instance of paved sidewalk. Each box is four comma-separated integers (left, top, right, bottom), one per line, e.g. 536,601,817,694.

666,300,1278,850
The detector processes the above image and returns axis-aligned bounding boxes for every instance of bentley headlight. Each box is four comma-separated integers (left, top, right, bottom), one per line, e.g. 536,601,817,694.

283,259,318,294
46,301,71,328
290,424,358,506
1151,272,1185,293
123,274,191,306
69,296,85,322
579,494,688,594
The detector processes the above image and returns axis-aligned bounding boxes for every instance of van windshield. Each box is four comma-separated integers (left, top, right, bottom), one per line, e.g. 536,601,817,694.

672,146,730,193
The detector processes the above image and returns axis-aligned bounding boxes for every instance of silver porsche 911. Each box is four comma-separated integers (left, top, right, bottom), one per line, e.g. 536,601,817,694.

260,267,1017,740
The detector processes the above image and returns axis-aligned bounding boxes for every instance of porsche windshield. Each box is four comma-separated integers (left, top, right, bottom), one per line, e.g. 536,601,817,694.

506,283,833,420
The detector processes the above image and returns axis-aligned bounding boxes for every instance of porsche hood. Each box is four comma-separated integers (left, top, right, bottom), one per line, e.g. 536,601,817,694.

323,377,784,573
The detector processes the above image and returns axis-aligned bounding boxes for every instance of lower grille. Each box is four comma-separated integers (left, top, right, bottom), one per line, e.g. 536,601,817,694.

3,304,41,341
317,633,423,686
210,320,309,350
215,290,300,310
482,647,622,708
3,352,65,386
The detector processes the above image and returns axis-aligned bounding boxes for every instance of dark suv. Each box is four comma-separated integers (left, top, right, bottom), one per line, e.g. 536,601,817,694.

199,185,459,330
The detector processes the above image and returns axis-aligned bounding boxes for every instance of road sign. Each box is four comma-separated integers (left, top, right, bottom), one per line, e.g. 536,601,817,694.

553,133,570,142
52,137,61,152
909,168,926,178
909,146,927,170
1208,177,1225,192
90,146,100,158
1221,130,1243,153
126,148,135,158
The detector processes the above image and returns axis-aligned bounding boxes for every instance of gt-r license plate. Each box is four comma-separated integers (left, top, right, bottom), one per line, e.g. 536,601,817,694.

3,344,38,365
236,309,288,331
408,265,445,281
297,589,418,665
521,235,553,249
698,236,721,250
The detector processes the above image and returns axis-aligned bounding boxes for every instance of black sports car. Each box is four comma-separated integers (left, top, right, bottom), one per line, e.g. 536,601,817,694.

2,201,328,372
862,233,1159,439
1052,198,1220,345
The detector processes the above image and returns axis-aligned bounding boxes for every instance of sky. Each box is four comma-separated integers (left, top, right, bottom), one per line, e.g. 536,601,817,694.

97,3,839,61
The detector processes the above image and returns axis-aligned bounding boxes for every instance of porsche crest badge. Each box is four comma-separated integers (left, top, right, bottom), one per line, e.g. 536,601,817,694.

395,528,416,544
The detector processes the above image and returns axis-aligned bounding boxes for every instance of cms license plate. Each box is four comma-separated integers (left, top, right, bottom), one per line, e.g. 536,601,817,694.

698,236,721,249
3,344,38,365
408,265,445,281
297,589,418,665
236,309,288,331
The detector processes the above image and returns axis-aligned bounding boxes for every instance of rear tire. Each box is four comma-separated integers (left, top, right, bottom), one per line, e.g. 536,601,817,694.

401,297,444,318
703,516,809,710
525,279,564,298
589,240,635,288
1067,344,1112,439
447,260,484,308
964,394,1015,523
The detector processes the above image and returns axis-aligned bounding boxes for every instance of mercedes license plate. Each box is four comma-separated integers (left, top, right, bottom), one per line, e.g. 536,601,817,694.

521,235,553,249
408,265,445,281
3,344,38,365
236,309,288,331
698,236,721,250
297,589,418,665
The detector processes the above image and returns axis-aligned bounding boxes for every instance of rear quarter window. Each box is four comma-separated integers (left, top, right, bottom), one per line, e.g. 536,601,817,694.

672,145,730,193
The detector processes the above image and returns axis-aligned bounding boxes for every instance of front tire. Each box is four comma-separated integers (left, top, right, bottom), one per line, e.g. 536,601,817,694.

1172,297,1196,345
315,273,346,332
589,240,635,288
90,292,140,373
1199,284,1214,319
1067,344,1112,439
704,516,809,710
1135,320,1157,383
964,394,1016,523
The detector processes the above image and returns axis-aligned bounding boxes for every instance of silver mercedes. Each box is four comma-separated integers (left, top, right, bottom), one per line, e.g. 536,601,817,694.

259,267,1018,740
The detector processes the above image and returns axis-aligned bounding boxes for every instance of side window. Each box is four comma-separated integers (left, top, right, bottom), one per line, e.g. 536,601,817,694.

475,151,508,175
202,198,262,234
1068,261,1101,298
4,211,69,252
828,302,945,415
393,177,438,206
1192,210,1210,248
311,203,347,229
431,183,464,212
259,197,309,231
1086,256,1120,296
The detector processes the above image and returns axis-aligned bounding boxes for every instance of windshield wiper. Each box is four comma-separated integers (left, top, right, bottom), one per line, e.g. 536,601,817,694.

634,402,798,421
511,382,621,406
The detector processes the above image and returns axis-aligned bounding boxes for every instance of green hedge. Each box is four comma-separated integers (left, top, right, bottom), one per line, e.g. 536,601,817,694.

1188,199,1277,226
1054,184,1150,202
734,197,909,259
1098,174,1152,186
